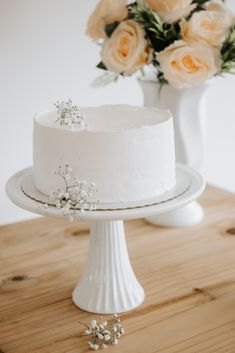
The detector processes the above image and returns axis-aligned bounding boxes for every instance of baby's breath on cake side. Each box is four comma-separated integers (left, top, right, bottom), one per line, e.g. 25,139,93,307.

54,99,87,128
79,314,124,350
48,164,98,221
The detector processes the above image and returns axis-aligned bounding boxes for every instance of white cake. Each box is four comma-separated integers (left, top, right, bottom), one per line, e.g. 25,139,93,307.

33,104,175,203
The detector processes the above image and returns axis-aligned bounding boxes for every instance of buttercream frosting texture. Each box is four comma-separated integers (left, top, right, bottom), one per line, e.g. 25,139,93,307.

33,105,175,203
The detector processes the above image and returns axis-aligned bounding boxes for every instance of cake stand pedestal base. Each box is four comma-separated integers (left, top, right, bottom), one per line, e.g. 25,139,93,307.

6,163,205,314
145,201,204,227
72,220,144,314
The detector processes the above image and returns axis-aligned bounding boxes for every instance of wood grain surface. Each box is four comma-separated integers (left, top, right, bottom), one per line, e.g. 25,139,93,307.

0,185,235,353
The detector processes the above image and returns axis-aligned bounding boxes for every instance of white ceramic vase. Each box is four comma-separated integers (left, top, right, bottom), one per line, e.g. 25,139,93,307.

139,76,210,227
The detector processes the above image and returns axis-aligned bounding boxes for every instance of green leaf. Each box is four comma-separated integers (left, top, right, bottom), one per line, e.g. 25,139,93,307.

96,62,107,71
151,58,169,89
192,0,210,4
221,24,235,74
105,21,119,38
128,4,181,52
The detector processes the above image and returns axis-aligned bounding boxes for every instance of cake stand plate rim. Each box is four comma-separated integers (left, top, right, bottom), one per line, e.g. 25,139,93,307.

6,163,205,221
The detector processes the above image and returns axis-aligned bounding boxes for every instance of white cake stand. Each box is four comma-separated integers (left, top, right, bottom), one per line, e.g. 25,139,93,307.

6,163,205,314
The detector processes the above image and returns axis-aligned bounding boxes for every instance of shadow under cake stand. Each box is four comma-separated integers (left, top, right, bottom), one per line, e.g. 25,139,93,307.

6,163,205,314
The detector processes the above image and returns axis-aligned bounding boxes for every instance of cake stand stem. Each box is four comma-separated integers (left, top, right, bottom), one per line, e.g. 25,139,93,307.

72,220,145,314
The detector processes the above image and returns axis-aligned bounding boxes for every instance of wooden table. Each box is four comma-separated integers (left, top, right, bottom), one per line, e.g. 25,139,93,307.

0,185,235,353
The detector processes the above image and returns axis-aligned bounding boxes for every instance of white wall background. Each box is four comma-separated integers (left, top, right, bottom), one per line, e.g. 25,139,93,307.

0,0,235,225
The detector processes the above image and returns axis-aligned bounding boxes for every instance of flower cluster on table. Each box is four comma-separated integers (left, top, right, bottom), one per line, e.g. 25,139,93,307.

79,314,124,350
87,0,235,89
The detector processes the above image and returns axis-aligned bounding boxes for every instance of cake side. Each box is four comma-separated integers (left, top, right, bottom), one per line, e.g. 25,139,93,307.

33,105,175,203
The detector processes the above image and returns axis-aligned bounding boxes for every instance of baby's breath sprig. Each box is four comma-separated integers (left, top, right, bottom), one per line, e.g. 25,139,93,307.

48,164,98,221
54,99,87,128
79,314,124,350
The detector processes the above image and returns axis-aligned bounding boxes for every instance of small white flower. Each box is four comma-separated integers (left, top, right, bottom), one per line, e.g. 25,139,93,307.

103,321,107,327
62,204,70,215
80,208,85,215
99,324,104,330
70,192,78,201
120,328,124,334
81,190,87,198
90,320,97,329
98,333,103,340
85,329,91,335
104,335,110,341
113,326,117,333
55,200,61,208
112,338,118,345
89,343,99,350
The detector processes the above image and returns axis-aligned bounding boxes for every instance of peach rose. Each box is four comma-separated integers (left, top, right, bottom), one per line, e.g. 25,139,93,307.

101,20,152,75
86,0,128,40
144,0,196,23
181,3,234,47
204,0,228,12
157,40,220,89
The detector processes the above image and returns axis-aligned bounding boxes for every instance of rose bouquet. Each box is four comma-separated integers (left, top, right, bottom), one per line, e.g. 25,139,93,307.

87,0,235,89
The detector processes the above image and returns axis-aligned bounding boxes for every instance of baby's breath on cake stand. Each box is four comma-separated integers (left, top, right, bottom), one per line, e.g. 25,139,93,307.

46,164,98,221
79,314,124,350
54,99,87,128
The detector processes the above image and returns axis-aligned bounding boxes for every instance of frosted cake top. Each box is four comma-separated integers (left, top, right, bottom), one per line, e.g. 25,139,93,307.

34,104,172,132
